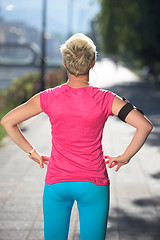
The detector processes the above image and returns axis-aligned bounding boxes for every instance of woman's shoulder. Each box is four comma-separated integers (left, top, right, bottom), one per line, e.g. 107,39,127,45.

89,85,114,96
42,84,66,96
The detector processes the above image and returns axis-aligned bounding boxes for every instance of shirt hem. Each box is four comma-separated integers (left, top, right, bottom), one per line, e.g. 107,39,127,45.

45,177,110,186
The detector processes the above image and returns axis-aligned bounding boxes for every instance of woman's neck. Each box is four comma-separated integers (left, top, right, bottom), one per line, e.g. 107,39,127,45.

67,73,90,88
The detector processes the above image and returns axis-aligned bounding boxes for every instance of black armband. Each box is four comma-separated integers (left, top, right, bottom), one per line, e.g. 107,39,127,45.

118,97,144,122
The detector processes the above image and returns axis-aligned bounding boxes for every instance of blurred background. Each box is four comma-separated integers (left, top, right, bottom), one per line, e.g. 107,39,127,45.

1,0,160,144
0,0,100,87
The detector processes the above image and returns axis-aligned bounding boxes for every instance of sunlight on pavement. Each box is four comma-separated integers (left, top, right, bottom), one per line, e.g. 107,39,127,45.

90,58,139,88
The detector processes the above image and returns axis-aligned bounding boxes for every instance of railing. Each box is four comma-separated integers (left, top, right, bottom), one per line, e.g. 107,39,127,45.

0,42,62,68
0,42,63,89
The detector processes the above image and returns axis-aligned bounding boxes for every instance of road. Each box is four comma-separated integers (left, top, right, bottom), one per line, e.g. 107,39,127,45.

0,58,160,240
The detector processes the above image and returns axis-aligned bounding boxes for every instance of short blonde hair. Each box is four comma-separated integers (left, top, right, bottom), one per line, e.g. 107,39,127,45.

60,33,97,76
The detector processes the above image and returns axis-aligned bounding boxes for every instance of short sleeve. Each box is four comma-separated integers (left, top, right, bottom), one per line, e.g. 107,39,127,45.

40,89,52,115
92,88,116,120
104,91,116,119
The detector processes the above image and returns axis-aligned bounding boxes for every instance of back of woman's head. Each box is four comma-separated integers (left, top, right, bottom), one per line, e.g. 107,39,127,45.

60,33,97,76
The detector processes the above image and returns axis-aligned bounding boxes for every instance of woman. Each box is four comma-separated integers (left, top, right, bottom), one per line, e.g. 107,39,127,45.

0,33,152,240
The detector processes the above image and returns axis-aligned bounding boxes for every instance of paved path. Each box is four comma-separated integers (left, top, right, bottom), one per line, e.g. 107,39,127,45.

0,58,160,239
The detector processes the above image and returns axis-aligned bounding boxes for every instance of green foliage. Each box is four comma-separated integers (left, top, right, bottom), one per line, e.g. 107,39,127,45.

6,72,41,108
0,67,66,143
0,90,8,144
98,0,160,73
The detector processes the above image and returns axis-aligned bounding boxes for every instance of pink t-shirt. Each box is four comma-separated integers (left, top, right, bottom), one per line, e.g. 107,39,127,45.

40,83,115,186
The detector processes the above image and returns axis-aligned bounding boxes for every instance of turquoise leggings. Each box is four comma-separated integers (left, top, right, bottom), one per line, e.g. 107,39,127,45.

43,182,110,240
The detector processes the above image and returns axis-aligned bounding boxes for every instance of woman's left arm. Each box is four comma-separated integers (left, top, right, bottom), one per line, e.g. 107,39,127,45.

0,93,49,168
105,96,153,171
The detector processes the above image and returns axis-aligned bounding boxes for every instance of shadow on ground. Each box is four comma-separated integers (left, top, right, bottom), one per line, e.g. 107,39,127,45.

151,171,160,179
103,81,160,149
108,196,160,239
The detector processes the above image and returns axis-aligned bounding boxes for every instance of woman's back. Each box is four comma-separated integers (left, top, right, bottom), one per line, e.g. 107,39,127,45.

40,83,115,185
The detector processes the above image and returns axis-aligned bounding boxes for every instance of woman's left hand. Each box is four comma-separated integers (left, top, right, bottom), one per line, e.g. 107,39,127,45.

104,155,130,172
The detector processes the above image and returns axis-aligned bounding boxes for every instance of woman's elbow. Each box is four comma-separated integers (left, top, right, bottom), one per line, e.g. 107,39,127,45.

0,117,5,127
147,122,153,133
136,119,153,134
142,121,153,134
0,118,6,127
0,117,10,128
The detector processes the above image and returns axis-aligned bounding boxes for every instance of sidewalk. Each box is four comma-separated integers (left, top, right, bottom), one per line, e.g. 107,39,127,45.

0,59,160,240
105,80,160,240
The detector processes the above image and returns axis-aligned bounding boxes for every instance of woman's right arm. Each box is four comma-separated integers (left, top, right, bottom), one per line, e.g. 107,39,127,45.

105,96,153,172
0,93,49,168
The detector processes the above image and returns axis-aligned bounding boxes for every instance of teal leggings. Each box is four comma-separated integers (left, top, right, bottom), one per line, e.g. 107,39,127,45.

43,182,110,240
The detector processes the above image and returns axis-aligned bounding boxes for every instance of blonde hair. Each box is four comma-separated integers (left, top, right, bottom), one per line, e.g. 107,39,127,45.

60,33,97,76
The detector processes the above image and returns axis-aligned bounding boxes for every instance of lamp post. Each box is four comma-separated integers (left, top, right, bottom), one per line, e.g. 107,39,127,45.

40,0,47,91
67,0,74,38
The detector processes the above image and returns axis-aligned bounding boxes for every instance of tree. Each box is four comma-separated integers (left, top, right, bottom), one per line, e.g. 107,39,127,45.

98,0,160,74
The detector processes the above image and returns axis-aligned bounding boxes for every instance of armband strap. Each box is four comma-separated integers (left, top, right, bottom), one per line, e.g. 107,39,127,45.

118,97,144,122
118,102,134,122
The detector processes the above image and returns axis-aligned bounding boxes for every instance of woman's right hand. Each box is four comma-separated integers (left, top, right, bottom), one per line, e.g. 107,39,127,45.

29,150,50,168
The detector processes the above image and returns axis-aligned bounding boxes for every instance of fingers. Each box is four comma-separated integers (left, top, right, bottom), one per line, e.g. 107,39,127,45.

38,155,50,168
39,155,50,168
105,156,113,167
105,155,125,172
109,162,116,168
105,156,117,168
115,165,121,172
30,157,44,168
41,156,49,166
107,160,120,171
106,160,116,168
42,156,50,161
105,154,130,172
39,158,44,168
105,160,109,164
40,157,50,168
43,160,49,165
29,152,49,168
